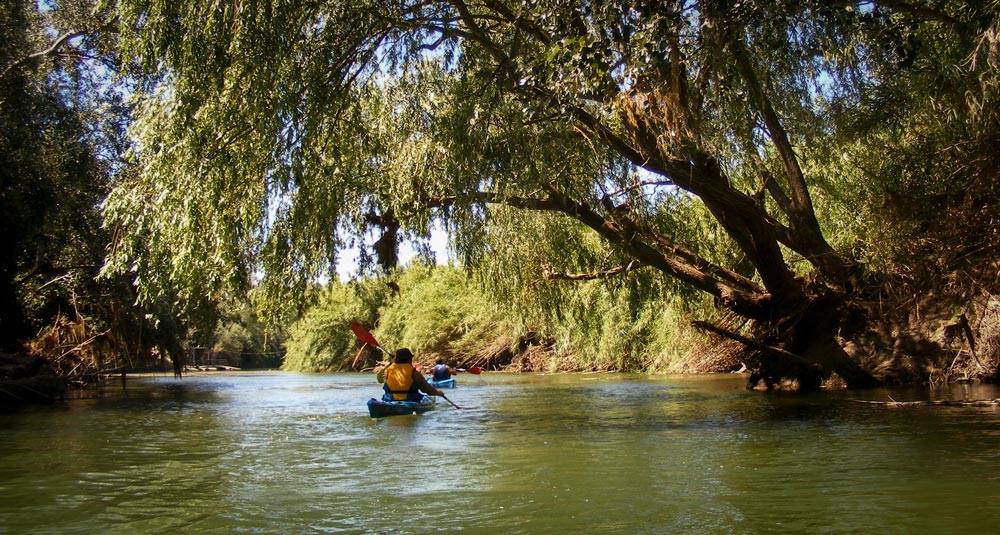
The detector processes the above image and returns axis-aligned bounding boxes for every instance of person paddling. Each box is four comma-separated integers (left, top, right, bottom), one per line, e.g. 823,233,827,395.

377,348,444,402
430,358,455,382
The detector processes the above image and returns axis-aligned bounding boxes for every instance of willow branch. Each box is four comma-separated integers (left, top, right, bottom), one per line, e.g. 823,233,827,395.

1,30,87,81
481,0,551,45
604,179,674,197
427,190,771,317
870,0,962,28
542,260,645,281
424,191,562,211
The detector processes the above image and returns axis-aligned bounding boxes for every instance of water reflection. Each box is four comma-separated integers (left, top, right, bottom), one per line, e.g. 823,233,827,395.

0,372,996,534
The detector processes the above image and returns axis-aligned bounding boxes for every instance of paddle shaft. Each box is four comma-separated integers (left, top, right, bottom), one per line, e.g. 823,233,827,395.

438,393,461,410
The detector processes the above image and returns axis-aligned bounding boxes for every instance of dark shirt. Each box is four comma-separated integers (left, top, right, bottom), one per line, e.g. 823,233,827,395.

432,364,452,381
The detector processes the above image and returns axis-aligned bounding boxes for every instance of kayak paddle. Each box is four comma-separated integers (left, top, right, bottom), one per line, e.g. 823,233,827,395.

440,394,462,410
350,321,390,358
349,321,462,410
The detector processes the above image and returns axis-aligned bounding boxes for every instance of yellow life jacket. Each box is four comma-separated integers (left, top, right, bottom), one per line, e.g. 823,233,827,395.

384,362,416,400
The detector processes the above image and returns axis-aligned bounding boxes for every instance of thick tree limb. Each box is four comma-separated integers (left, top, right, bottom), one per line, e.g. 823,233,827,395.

731,40,815,223
646,233,762,293
752,156,794,217
730,38,857,286
566,95,803,302
597,196,762,293
409,3,803,306
425,190,772,317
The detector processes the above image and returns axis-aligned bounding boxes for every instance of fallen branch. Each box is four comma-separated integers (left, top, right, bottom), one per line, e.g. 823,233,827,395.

59,329,111,359
852,398,1000,407
691,320,816,367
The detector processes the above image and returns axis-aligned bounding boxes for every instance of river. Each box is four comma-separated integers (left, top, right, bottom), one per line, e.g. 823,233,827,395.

0,372,998,534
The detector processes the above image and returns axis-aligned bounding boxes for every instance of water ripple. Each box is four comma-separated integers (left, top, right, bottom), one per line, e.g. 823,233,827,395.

0,372,997,534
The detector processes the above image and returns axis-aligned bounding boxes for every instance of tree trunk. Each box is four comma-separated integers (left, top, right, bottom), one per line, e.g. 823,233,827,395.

772,293,878,389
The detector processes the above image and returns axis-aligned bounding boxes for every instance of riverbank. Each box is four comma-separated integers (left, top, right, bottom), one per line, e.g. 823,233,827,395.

279,262,1000,390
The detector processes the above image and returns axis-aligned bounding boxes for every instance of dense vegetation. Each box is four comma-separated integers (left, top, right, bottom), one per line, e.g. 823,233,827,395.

0,0,161,401
283,262,715,373
99,0,1000,389
0,0,278,401
4,1,1000,397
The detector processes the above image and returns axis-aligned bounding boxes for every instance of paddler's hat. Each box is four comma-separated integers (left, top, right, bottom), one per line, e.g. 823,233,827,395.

394,348,414,363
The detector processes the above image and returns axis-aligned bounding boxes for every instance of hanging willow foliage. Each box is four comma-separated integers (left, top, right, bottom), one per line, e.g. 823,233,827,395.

102,0,1000,386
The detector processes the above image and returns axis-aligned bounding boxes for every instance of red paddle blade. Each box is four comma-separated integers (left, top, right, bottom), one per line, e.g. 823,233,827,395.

467,366,482,375
349,321,380,348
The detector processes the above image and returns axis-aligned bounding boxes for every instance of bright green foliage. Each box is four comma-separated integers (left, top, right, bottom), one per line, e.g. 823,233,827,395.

102,1,998,307
472,203,723,371
282,279,393,372
283,265,510,371
282,263,716,373
376,264,509,356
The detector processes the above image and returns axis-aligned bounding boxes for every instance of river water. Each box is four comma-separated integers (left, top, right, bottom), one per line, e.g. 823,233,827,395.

0,372,998,534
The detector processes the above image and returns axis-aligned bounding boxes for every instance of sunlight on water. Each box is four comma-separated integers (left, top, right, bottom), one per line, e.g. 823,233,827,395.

1,373,998,534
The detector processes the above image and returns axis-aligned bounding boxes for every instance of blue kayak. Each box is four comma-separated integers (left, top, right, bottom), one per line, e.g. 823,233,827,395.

427,377,456,389
367,396,436,418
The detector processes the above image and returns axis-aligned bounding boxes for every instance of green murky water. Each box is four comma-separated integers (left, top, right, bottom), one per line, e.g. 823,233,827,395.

1,372,998,534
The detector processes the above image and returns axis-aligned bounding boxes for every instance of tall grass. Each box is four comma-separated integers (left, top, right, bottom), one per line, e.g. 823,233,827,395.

282,279,391,372
282,263,725,373
375,265,510,357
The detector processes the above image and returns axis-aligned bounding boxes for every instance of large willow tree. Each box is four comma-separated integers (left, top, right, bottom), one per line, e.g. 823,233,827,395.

105,0,999,388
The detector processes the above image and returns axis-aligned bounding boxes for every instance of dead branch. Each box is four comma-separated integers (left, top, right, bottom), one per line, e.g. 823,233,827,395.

1,30,87,82
852,398,1000,407
691,320,816,367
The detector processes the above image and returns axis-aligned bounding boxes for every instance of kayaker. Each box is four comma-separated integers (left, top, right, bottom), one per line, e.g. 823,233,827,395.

377,348,444,402
430,358,454,382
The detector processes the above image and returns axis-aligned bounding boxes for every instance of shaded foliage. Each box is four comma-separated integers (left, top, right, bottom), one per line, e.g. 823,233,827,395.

1,0,193,393
208,296,287,367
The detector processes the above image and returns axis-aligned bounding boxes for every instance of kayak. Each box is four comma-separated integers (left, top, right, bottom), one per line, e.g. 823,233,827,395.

427,377,456,389
367,395,436,418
